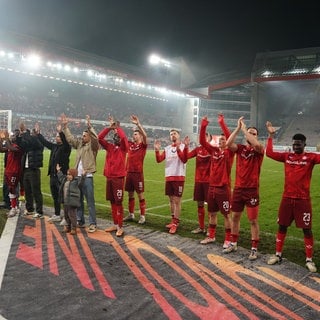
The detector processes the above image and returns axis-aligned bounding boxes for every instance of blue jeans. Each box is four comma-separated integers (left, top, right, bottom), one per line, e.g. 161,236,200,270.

77,176,96,226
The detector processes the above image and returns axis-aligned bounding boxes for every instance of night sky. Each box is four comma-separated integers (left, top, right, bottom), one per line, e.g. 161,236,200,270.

0,0,319,79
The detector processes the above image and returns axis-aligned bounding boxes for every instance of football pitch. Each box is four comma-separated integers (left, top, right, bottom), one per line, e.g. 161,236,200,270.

40,149,320,268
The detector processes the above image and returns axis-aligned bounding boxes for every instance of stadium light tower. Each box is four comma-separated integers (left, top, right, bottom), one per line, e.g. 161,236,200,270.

148,53,195,89
148,53,172,68
148,53,181,88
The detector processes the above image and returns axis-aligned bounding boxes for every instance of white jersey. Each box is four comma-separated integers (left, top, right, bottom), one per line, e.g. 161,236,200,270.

164,144,186,178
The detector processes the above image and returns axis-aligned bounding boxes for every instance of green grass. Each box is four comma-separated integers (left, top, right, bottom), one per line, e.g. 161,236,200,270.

1,149,320,269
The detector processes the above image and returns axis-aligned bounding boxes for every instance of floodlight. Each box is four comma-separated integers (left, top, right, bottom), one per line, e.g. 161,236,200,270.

26,54,42,68
149,54,161,65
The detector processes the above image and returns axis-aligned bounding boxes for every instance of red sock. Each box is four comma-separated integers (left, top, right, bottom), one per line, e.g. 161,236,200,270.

10,198,17,208
117,205,124,228
275,231,286,253
139,199,146,215
128,198,135,214
224,228,231,242
230,233,239,243
304,236,314,260
197,206,205,229
251,239,259,250
208,224,216,238
111,203,118,224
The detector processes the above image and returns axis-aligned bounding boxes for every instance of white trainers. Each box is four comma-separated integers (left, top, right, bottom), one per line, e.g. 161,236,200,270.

7,208,17,217
32,213,44,219
267,254,282,265
200,237,216,245
305,260,317,273
123,213,135,222
48,215,62,223
138,215,145,224
248,249,258,261
22,210,34,216
223,240,231,249
191,227,206,234
60,218,68,226
223,243,238,254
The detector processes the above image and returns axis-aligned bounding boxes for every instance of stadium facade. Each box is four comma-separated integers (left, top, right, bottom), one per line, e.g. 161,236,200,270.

0,31,320,147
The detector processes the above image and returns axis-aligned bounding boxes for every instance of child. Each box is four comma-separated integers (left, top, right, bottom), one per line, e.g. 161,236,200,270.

56,164,84,235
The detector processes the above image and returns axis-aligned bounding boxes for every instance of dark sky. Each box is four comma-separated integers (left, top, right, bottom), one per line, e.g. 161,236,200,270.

0,0,319,79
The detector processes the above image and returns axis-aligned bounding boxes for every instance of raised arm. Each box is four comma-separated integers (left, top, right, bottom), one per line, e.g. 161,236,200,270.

226,116,243,152
218,113,231,138
131,114,147,144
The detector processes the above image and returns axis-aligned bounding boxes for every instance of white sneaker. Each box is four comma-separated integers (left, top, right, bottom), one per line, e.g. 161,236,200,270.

60,218,68,226
7,208,17,217
267,254,282,265
200,237,216,245
22,210,34,216
138,215,146,224
123,213,135,222
223,240,231,249
32,213,44,219
248,249,258,261
223,243,238,254
48,215,62,223
306,260,317,273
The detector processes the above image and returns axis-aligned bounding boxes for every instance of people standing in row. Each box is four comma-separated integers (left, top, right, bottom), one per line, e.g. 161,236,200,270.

154,129,189,234
266,121,320,273
123,115,148,224
56,164,84,236
61,114,99,233
17,123,44,219
223,116,264,260
199,115,234,247
35,123,71,223
0,129,24,217
98,116,129,237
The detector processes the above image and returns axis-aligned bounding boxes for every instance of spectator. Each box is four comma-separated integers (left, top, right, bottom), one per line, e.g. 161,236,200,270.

56,165,84,236
0,129,24,217
61,114,99,233
36,123,71,223
17,123,44,218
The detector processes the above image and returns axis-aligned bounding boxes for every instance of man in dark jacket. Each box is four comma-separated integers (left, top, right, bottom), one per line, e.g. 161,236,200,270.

36,123,71,223
17,123,44,218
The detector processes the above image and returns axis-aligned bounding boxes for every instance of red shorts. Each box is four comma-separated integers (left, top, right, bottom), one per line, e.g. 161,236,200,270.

165,181,184,197
278,197,312,229
106,177,125,205
193,182,209,202
231,187,259,213
125,172,144,193
5,172,21,194
207,185,230,216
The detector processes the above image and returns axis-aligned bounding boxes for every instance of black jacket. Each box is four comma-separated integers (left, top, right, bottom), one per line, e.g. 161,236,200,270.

17,130,44,169
38,132,71,176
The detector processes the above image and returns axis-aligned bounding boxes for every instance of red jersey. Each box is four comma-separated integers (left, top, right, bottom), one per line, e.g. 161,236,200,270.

5,143,24,174
199,121,234,186
187,146,211,183
98,127,129,178
266,137,320,199
234,144,264,188
127,141,147,173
